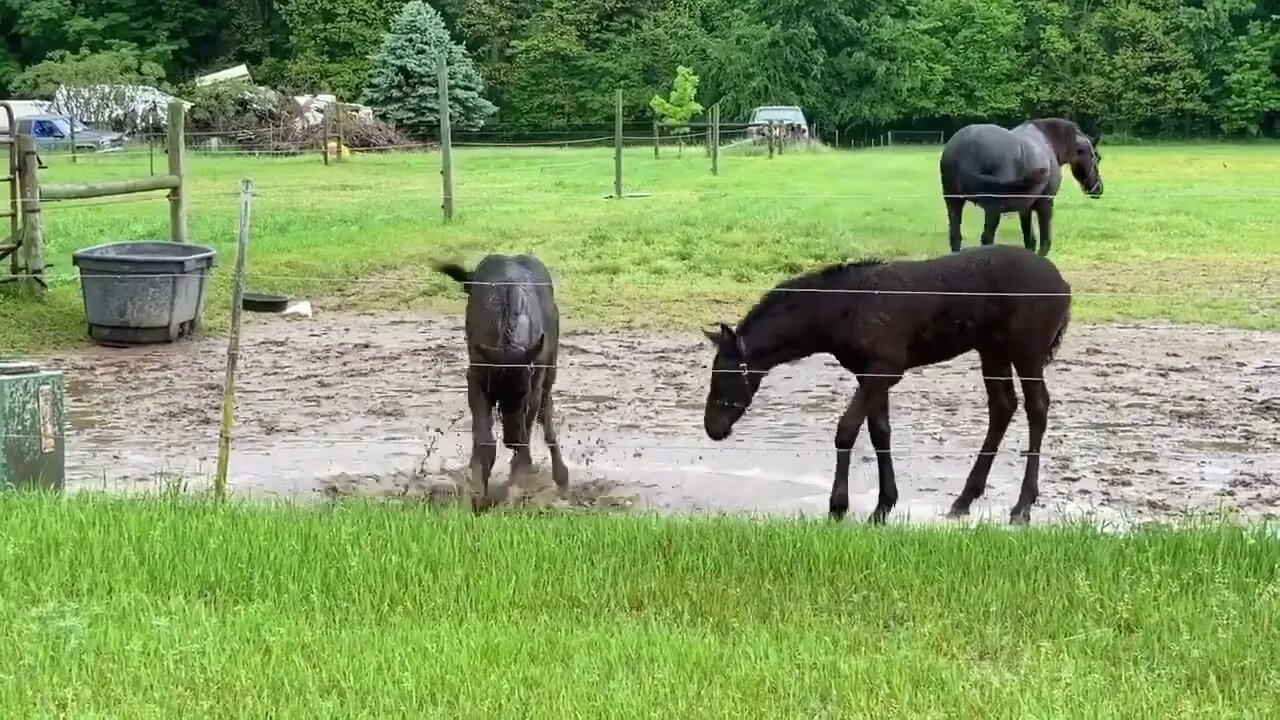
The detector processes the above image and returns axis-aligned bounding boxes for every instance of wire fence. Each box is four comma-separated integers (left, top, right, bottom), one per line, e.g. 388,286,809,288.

5,129,1279,508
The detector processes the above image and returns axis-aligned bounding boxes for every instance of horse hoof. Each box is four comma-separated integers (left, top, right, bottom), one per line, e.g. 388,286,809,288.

868,510,888,525
1009,510,1031,526
946,503,971,519
828,496,849,521
552,465,570,491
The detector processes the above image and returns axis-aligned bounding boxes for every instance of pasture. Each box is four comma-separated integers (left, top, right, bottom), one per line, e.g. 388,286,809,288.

10,141,1278,522
1,141,1279,713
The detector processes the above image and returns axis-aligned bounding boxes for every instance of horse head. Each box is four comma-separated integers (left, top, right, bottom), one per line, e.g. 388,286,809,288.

1070,129,1104,199
702,322,761,440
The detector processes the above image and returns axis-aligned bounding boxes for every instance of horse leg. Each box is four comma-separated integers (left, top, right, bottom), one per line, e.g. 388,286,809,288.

1034,199,1054,256
1018,209,1036,251
466,370,499,512
506,380,544,493
947,354,1017,518
831,374,896,523
980,207,1001,246
539,381,570,494
866,401,897,524
946,197,965,253
1010,359,1051,524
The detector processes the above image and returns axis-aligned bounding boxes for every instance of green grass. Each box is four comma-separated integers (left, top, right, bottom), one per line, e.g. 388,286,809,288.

0,493,1276,716
2,142,1278,353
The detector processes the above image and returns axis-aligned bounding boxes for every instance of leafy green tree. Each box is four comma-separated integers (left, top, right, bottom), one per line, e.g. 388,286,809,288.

650,64,705,134
362,0,497,135
1217,20,1280,136
12,46,166,126
276,0,404,98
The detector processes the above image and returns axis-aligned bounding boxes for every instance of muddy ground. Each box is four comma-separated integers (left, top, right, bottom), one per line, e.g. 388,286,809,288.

46,311,1280,525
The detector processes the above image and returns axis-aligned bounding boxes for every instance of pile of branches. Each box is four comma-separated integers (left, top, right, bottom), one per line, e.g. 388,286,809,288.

184,82,417,154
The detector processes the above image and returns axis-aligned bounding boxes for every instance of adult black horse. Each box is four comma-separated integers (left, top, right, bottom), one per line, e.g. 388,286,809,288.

940,118,1103,256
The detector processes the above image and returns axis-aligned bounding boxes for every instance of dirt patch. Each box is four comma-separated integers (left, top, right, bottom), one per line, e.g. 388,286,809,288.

47,311,1280,524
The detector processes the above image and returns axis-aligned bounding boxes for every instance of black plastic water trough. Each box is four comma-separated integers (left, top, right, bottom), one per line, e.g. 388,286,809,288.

71,241,218,347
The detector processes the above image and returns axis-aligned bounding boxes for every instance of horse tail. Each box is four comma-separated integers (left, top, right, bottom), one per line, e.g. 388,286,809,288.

431,261,474,294
1046,305,1071,365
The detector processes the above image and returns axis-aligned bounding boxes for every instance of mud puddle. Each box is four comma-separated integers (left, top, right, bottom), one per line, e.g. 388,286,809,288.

43,311,1280,525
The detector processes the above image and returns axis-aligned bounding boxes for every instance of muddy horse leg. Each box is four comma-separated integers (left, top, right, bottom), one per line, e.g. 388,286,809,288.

506,380,544,491
1018,209,1036,251
948,354,1017,518
1034,199,1054,256
831,373,898,523
946,196,965,253
466,369,499,511
866,401,897,524
1010,360,1051,524
980,207,1002,246
538,370,569,493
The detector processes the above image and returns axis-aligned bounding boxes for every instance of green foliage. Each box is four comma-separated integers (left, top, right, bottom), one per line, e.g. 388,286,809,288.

11,46,164,98
11,46,166,125
1217,20,1280,136
0,0,1277,137
362,0,497,136
276,0,405,97
650,65,705,134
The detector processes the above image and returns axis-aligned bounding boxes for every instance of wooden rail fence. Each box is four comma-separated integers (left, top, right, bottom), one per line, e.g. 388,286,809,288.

1,100,189,297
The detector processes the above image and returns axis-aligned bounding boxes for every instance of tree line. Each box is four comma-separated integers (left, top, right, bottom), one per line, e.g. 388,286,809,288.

1,0,1277,139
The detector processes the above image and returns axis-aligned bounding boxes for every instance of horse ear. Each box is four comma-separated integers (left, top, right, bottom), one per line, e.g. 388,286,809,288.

703,322,736,348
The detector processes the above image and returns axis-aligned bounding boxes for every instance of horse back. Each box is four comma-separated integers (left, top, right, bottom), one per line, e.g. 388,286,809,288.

940,123,1046,205
464,253,558,365
849,248,1070,367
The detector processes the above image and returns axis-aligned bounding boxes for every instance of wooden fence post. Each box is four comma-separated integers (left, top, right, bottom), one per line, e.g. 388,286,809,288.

216,177,254,502
166,100,189,244
321,103,332,165
15,135,45,297
613,89,623,198
438,56,454,222
653,120,659,160
336,100,346,163
710,104,720,176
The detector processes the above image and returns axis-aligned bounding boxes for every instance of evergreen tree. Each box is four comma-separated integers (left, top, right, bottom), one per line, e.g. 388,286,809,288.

362,0,497,136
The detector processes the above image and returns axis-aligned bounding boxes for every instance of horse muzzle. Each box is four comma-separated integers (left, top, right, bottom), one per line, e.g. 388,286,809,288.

704,411,738,441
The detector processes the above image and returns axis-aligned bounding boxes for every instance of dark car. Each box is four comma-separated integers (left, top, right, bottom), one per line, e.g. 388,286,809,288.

746,105,810,143
17,114,126,152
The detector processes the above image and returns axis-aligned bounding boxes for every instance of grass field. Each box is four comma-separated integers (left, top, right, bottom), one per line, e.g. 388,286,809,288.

2,142,1279,715
1,141,1278,353
0,493,1275,716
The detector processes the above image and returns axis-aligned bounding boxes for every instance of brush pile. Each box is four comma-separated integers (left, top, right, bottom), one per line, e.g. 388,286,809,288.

183,82,419,154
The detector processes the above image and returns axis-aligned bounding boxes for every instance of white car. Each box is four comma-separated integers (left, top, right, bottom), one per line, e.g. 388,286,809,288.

747,106,810,143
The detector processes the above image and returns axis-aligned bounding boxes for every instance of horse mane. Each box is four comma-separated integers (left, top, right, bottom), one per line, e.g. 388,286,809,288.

1029,118,1089,162
737,257,886,335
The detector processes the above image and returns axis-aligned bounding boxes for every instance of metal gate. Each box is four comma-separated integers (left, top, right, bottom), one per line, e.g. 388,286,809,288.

0,102,20,276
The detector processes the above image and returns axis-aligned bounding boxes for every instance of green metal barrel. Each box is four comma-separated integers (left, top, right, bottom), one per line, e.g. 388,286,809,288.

0,361,65,491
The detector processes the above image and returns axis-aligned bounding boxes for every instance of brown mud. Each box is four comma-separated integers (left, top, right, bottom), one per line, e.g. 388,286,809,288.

49,311,1280,525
